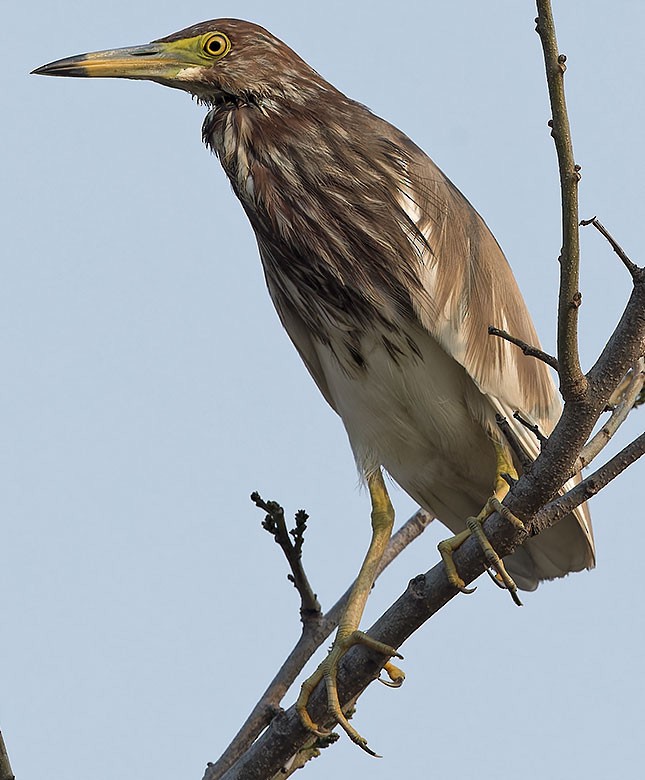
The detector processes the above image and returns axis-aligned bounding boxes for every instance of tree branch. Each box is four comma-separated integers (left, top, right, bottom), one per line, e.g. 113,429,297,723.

580,216,641,280
532,430,645,534
251,493,322,621
206,509,434,779
488,326,559,370
577,359,645,469
214,428,645,780
496,414,534,471
536,0,587,400
513,411,548,447
0,732,15,780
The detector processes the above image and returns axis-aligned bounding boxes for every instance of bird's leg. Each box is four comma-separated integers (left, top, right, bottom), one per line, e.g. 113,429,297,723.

437,443,526,606
296,469,404,755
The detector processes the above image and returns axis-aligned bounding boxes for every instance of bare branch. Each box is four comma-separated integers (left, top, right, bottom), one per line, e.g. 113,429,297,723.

580,216,641,280
0,732,15,780
577,359,645,469
535,0,587,400
488,326,559,371
586,278,645,401
215,416,645,780
513,411,548,446
207,509,434,779
251,492,322,621
532,431,645,535
495,414,534,471
269,733,340,779
213,494,552,780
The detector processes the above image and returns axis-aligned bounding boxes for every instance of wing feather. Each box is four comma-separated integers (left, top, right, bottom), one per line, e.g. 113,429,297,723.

398,142,594,558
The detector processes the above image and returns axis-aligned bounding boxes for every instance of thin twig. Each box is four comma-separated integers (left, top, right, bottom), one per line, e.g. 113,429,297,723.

577,359,645,469
0,732,15,780
495,414,534,471
206,509,434,779
251,492,322,621
580,216,642,280
536,0,588,400
513,411,548,446
488,326,559,371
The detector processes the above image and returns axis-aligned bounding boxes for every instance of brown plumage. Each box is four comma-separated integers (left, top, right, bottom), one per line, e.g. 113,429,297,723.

167,19,593,587
33,18,595,750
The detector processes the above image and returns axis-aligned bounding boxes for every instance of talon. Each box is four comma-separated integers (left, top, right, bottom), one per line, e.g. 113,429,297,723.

459,583,477,595
509,589,523,608
296,627,403,754
438,444,528,605
379,661,405,688
357,742,381,758
438,533,476,593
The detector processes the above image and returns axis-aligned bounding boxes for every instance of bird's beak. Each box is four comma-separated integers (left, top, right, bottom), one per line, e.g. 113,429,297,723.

31,40,205,84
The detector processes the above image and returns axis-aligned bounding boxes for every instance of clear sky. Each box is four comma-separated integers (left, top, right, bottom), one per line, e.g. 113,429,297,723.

3,1,644,778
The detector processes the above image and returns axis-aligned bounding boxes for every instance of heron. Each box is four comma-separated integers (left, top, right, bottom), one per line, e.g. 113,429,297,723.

33,19,595,753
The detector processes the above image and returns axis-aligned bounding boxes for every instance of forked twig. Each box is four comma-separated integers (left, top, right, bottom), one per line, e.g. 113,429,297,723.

251,492,321,621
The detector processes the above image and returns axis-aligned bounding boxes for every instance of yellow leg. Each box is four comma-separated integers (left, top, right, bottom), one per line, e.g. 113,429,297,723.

296,469,404,755
437,443,526,606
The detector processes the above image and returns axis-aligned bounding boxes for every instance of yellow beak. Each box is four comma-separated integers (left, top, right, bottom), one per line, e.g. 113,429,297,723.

32,40,206,85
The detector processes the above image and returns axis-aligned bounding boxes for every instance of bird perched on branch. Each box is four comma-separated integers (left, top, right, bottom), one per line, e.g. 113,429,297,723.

33,18,595,753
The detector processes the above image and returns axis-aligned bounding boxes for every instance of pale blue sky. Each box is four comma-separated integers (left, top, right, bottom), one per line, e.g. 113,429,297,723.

3,2,644,778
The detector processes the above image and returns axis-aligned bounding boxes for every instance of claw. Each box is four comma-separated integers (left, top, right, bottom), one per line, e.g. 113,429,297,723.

438,492,526,606
466,498,524,606
296,629,402,755
378,661,405,688
459,583,477,595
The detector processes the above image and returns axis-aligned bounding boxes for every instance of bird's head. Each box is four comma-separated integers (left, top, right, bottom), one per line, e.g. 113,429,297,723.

32,19,329,106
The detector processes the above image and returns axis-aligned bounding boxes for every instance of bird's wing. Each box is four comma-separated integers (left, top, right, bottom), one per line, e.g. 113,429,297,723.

398,140,594,555
399,140,559,437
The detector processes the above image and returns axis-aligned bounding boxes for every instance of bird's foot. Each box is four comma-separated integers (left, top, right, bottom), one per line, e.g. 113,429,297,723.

438,496,525,606
296,629,404,756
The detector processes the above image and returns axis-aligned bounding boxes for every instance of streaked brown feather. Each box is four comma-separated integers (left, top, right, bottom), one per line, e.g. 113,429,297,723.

194,19,594,586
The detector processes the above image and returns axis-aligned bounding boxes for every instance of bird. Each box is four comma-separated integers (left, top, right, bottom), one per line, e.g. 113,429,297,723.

33,18,595,753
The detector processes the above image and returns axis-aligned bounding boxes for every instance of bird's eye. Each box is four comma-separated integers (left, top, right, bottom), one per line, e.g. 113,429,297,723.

203,33,231,58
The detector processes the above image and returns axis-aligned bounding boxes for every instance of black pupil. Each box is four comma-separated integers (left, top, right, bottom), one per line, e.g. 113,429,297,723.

208,38,223,54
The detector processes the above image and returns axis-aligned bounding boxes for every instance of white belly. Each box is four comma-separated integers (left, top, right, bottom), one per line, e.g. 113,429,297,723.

313,325,499,534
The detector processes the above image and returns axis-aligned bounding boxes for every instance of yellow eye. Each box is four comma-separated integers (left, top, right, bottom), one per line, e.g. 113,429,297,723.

203,33,231,58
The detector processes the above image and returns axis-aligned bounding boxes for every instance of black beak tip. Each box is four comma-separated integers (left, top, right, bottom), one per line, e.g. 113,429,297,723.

31,56,89,77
